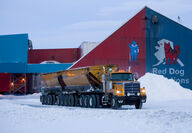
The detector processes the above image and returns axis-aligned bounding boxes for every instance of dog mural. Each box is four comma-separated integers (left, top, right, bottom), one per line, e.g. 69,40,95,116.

153,39,184,67
164,42,180,65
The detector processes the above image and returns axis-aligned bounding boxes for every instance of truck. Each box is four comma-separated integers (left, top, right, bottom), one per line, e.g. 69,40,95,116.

40,65,146,109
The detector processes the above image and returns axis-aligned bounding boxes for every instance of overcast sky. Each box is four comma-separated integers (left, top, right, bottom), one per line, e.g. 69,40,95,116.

1,0,192,49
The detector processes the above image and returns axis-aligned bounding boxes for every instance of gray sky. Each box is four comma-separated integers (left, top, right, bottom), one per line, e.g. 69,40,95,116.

1,0,192,49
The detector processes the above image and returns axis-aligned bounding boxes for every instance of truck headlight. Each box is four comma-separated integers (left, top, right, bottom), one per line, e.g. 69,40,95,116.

140,87,146,96
116,90,122,94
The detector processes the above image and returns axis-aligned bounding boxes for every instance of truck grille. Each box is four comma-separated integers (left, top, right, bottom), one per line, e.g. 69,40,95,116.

124,83,140,94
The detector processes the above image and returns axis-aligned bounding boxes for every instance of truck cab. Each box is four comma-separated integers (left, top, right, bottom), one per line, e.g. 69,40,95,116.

105,70,146,109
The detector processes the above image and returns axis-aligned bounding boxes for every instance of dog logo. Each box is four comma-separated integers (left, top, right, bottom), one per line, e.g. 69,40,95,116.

153,39,184,67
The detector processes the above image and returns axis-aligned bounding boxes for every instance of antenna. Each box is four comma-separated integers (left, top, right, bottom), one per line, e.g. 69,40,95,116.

178,16,182,24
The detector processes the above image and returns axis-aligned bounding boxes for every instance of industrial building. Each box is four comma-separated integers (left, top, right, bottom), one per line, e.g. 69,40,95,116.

0,7,191,94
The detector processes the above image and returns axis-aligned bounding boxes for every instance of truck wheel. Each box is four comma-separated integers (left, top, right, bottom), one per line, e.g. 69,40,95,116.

74,95,78,106
68,95,75,106
40,95,42,103
48,95,53,105
64,95,69,106
63,95,67,106
135,99,143,109
58,95,63,106
52,95,56,105
79,95,85,107
84,95,89,108
88,95,96,108
111,96,120,109
42,95,46,105
60,95,65,106
56,96,59,105
96,95,101,108
44,95,48,105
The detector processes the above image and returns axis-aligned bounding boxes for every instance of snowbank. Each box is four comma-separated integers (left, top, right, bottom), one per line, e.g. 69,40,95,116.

0,93,40,100
139,73,192,102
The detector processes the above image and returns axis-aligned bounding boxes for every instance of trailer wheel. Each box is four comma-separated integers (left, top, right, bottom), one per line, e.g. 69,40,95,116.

52,95,56,105
58,95,63,106
135,99,143,109
55,96,59,105
84,95,89,108
68,95,75,106
111,96,120,109
48,95,53,105
64,95,69,106
88,95,96,108
42,95,46,105
44,95,48,105
40,95,43,103
60,95,65,106
96,95,101,108
79,95,85,107
74,95,78,106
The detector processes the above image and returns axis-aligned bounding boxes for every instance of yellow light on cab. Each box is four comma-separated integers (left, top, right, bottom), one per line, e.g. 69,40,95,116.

140,87,146,96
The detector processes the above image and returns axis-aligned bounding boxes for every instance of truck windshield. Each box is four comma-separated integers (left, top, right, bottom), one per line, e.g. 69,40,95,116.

111,73,133,81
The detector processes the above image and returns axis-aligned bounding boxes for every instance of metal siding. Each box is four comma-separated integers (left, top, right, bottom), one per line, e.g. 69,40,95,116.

146,8,192,89
0,63,27,73
28,48,81,64
27,63,73,73
72,8,146,77
0,34,28,63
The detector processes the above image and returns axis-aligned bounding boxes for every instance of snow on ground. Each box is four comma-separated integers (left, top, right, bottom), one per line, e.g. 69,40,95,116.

0,73,192,133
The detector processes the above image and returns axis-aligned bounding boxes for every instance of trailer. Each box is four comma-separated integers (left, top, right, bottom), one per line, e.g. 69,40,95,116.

40,65,146,109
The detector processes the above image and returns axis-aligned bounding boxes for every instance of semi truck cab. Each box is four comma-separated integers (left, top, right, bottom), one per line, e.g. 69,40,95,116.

105,70,147,109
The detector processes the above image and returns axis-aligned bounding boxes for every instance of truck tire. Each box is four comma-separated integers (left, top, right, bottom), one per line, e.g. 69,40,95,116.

42,95,46,105
68,95,75,106
79,95,85,107
56,96,59,105
135,99,143,109
60,95,65,106
96,95,101,108
88,95,96,108
64,95,69,106
44,95,48,105
84,95,89,108
52,95,56,105
40,95,43,103
58,95,63,106
74,95,78,106
48,95,53,105
111,96,120,109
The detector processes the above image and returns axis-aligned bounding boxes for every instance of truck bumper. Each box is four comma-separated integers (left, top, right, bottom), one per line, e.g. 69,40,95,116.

116,95,147,105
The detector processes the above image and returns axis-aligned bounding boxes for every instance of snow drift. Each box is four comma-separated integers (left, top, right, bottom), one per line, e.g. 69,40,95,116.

139,73,192,102
0,73,192,133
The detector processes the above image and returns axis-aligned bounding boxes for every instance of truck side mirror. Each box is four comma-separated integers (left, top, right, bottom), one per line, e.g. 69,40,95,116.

133,72,139,81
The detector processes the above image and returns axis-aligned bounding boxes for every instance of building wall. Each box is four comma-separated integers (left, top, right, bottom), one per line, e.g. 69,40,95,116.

72,8,146,77
146,7,192,89
0,34,28,63
0,73,10,93
28,48,81,64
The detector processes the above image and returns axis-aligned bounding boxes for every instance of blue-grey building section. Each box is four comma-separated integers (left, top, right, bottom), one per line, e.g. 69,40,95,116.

0,63,27,73
0,34,73,74
0,63,72,73
146,7,192,89
27,63,72,73
0,34,28,63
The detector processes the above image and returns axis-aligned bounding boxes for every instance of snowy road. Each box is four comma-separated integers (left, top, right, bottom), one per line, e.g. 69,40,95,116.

0,73,192,133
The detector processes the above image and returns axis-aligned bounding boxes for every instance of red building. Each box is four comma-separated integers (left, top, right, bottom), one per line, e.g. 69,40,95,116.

28,48,81,64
